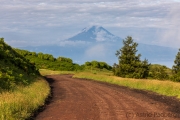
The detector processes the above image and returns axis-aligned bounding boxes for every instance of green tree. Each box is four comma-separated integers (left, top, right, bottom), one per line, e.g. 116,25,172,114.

171,49,180,82
37,52,44,59
99,62,107,69
112,63,119,75
115,36,150,78
57,57,73,63
85,61,91,66
172,49,180,74
91,61,99,68
31,52,37,56
148,64,168,80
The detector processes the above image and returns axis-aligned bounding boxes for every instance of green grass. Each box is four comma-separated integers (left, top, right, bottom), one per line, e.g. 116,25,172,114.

39,69,76,76
0,69,74,120
73,71,180,98
0,77,50,120
0,39,51,119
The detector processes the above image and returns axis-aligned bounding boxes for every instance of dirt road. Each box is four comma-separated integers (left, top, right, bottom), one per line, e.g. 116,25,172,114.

35,75,180,120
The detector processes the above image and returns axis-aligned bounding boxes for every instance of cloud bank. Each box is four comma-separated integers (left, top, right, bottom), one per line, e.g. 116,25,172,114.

159,4,180,48
0,0,180,47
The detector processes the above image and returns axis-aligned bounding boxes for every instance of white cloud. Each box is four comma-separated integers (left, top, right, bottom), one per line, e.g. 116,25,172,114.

58,40,91,47
85,44,106,58
95,31,107,41
159,3,180,48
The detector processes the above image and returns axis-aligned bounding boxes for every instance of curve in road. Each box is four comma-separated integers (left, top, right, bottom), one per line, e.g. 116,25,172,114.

36,75,180,120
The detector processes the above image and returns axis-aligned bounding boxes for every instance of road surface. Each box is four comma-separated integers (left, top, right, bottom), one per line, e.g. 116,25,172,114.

35,75,180,120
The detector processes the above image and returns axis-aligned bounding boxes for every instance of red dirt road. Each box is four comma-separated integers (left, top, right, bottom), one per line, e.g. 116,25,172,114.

35,75,180,120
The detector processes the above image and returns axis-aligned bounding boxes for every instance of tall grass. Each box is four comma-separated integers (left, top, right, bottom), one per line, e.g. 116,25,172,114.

0,77,50,120
73,71,180,98
39,69,76,76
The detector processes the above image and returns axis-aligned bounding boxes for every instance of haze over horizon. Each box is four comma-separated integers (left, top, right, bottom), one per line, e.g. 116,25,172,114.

0,0,180,48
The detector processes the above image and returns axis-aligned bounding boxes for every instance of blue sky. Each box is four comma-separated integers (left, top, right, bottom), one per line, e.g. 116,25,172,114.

0,0,180,48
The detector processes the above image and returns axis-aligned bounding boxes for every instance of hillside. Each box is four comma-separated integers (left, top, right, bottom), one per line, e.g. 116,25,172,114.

14,49,84,71
0,38,39,90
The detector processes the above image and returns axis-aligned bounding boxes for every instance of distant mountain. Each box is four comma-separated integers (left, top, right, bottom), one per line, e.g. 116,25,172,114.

68,26,121,42
19,26,178,68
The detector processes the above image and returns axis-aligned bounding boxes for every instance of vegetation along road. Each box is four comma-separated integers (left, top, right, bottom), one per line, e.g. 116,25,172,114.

36,75,180,120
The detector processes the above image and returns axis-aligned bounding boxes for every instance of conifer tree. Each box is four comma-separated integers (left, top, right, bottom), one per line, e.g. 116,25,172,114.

172,49,180,74
170,48,180,81
115,36,150,78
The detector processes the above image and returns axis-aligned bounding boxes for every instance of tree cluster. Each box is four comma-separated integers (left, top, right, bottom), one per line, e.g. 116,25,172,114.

15,49,84,71
113,36,180,81
84,61,112,70
148,64,169,80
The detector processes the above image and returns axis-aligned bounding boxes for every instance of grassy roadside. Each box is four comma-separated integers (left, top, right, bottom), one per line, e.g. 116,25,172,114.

0,77,50,120
73,71,180,98
39,69,76,76
40,69,180,98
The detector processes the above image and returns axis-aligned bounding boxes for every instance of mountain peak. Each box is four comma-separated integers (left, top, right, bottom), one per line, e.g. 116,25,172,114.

81,25,102,32
68,25,121,42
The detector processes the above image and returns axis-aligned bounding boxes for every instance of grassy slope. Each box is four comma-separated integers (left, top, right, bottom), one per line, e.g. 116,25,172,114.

73,71,180,99
0,78,50,120
0,38,40,90
0,38,50,120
